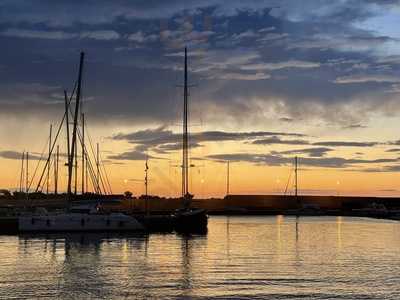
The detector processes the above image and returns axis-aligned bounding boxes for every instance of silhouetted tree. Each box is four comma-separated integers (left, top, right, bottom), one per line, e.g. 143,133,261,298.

124,191,133,198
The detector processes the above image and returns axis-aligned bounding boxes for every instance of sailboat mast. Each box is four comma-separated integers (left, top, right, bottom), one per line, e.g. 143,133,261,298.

47,124,52,194
96,142,100,194
19,151,25,193
85,152,88,193
145,156,149,215
182,47,189,203
81,113,85,194
295,156,298,197
68,51,84,199
227,161,230,196
74,141,77,195
55,145,59,194
26,152,29,194
64,90,70,181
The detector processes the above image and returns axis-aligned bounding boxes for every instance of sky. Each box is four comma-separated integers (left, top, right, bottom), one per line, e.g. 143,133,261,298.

1,0,400,197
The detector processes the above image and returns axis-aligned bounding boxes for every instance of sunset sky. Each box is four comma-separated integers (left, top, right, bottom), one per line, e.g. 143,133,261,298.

1,1,400,197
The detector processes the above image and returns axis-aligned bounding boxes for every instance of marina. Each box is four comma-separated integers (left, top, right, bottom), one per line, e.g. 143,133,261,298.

1,1,400,299
0,48,208,235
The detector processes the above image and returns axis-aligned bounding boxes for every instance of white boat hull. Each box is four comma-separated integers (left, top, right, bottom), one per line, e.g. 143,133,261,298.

18,213,145,232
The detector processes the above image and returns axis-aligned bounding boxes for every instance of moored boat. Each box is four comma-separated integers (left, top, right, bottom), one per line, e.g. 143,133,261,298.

174,207,208,233
19,209,144,232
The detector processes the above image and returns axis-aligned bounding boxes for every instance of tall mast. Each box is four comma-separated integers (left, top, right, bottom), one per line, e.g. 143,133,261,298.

74,141,77,195
145,156,149,215
81,113,85,194
295,156,301,209
295,156,298,197
68,51,84,199
19,151,25,193
226,161,230,196
54,145,59,194
96,142,100,194
85,151,88,193
47,124,52,194
26,152,29,194
64,90,71,195
182,47,190,208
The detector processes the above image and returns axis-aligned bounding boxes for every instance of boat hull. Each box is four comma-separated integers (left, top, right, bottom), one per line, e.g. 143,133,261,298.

18,213,145,232
174,208,208,234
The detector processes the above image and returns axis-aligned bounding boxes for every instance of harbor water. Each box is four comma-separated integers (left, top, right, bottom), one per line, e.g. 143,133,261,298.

0,216,399,299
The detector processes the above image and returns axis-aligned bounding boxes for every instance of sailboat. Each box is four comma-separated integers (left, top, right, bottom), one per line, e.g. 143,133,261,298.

18,52,144,233
173,48,208,233
285,157,322,216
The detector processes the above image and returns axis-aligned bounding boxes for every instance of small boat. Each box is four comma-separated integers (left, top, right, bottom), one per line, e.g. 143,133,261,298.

352,202,388,218
174,207,208,233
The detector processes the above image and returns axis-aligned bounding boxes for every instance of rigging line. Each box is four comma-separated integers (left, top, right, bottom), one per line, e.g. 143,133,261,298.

85,128,100,178
85,133,102,194
86,162,99,194
74,128,100,195
75,125,103,194
34,105,69,192
77,137,99,194
100,154,113,194
66,96,104,195
284,167,293,197
83,121,112,194
97,161,109,195
84,127,109,194
38,166,50,193
34,81,78,192
28,136,50,192
84,149,101,194
99,152,113,194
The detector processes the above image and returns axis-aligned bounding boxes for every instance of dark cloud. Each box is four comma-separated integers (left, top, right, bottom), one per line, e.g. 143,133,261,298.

272,147,333,158
352,165,400,173
111,127,307,152
313,141,378,147
252,137,380,148
279,117,294,122
101,159,126,165
0,150,41,160
206,152,400,169
0,1,399,130
154,142,203,154
252,136,310,145
388,140,400,146
107,150,151,161
109,126,392,164
342,124,367,130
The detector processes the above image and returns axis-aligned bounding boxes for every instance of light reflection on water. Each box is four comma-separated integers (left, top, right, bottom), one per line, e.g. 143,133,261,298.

0,216,400,299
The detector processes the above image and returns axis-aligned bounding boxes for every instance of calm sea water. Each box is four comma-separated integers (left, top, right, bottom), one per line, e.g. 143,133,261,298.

0,216,400,299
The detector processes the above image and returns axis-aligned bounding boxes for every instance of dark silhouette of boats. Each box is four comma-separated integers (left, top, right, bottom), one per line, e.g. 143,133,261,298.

0,49,208,234
12,52,144,233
